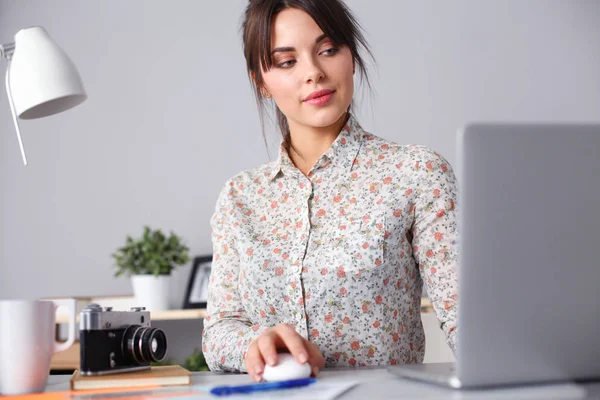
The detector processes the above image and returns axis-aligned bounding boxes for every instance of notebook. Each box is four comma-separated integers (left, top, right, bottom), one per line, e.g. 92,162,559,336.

69,365,191,390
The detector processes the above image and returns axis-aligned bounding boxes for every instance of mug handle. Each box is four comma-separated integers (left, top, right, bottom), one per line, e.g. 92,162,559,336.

52,299,77,353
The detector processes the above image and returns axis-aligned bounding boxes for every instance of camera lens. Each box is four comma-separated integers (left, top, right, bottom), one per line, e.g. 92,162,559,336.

142,328,167,362
122,325,167,364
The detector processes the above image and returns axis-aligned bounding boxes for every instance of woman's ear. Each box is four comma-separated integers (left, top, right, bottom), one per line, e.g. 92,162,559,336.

251,70,272,98
261,89,272,98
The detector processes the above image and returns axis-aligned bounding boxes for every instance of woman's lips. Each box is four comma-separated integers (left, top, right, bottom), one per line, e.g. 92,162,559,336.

303,90,335,106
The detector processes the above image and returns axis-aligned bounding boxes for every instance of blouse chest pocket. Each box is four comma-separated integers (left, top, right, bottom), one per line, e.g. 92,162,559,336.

324,211,388,273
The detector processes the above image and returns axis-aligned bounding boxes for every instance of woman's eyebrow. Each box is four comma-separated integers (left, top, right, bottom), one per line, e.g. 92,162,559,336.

271,33,328,55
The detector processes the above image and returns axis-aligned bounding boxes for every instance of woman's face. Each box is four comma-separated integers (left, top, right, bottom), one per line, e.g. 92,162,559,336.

261,8,354,130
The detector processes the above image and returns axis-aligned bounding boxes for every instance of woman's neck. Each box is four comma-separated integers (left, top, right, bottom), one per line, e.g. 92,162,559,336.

287,113,349,176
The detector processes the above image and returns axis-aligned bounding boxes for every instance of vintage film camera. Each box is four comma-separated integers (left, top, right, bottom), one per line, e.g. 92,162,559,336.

79,304,167,375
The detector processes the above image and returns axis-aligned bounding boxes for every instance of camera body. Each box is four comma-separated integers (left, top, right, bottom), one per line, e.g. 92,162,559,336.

79,304,167,376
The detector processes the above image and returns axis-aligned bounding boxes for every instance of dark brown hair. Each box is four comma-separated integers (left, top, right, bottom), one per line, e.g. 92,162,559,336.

241,0,375,151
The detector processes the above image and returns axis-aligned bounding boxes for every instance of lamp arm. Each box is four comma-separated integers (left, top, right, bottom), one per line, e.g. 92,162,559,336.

2,44,28,165
0,42,15,58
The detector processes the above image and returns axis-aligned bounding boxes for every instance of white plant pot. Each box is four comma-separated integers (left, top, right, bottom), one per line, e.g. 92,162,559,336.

131,275,171,311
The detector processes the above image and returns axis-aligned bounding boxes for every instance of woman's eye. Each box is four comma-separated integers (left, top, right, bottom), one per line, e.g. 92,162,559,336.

274,48,338,68
277,60,296,68
321,47,340,56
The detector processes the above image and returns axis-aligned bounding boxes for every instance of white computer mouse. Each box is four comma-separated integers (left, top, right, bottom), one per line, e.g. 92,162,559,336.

262,353,312,382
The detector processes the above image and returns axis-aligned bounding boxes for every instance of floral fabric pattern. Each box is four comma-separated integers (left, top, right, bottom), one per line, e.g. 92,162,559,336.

202,116,458,371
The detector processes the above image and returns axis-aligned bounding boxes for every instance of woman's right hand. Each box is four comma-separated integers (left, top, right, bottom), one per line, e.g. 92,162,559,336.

244,323,325,382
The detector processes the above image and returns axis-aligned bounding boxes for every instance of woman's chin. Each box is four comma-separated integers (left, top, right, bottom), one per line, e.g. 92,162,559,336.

300,107,348,129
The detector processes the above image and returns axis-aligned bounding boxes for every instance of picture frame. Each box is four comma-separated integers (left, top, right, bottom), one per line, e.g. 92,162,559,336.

183,255,213,309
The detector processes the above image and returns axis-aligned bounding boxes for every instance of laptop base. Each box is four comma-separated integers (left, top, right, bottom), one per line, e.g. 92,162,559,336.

387,362,463,389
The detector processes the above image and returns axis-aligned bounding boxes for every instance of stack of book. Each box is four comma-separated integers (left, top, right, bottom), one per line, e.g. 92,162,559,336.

70,365,192,390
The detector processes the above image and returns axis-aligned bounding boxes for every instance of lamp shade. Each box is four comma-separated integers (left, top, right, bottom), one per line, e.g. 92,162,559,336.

8,26,86,120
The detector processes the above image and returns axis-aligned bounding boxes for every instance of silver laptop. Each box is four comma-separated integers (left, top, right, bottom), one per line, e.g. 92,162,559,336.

388,124,600,389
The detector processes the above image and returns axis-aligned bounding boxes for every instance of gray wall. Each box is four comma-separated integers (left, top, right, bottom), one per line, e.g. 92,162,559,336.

1,0,599,308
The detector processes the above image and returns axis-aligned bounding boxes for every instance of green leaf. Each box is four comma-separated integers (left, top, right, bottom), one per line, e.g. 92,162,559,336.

112,226,190,277
183,348,209,371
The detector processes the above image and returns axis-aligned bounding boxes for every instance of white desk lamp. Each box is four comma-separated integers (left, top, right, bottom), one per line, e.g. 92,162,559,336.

0,26,86,165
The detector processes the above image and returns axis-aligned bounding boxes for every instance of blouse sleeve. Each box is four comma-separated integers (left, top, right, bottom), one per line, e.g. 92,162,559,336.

201,181,268,371
411,148,459,353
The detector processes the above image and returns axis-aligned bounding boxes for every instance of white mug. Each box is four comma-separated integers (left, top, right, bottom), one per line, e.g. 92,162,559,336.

0,299,77,395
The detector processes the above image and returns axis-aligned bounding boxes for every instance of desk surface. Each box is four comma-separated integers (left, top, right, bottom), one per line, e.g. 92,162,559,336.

46,367,600,399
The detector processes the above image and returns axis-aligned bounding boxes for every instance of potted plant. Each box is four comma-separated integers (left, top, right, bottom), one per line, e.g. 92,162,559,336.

112,226,190,311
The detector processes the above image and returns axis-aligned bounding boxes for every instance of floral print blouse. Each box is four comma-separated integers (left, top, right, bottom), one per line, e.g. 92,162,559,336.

202,115,458,371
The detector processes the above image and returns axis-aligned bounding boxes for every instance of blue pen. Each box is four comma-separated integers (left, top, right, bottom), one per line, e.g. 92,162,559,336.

210,377,317,396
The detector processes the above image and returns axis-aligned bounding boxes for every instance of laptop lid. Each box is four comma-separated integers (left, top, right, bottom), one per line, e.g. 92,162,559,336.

455,124,600,387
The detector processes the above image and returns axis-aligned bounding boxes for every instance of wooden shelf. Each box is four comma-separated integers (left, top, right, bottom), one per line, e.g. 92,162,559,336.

151,308,207,320
55,308,207,324
421,298,433,313
51,342,80,371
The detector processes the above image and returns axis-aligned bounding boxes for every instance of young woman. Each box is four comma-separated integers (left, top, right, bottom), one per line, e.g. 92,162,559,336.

202,0,458,382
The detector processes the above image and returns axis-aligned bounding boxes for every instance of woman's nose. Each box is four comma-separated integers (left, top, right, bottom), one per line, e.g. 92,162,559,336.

303,57,325,84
